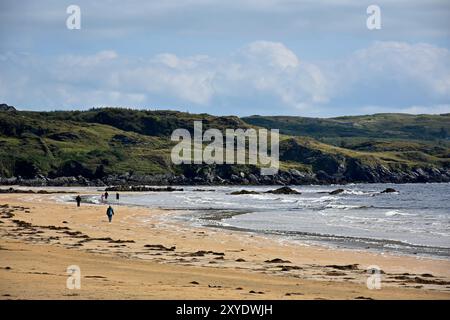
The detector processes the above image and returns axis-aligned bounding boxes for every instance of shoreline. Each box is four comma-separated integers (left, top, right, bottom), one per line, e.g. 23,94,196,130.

3,185,450,261
201,224,450,262
1,191,450,299
1,180,450,189
75,184,450,260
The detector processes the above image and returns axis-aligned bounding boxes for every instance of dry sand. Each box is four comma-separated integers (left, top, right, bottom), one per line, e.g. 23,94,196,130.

1,190,449,299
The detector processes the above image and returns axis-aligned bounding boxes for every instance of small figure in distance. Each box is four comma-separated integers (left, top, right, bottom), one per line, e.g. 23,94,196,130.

106,205,114,223
75,195,81,207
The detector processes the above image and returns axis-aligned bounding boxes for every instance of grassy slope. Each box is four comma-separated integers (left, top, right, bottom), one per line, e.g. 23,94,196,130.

243,113,450,170
0,109,449,178
0,112,174,177
242,113,450,141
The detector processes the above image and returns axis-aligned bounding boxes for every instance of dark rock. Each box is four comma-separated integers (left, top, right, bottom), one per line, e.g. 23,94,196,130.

381,188,397,193
279,265,302,271
315,170,333,183
230,174,240,182
58,160,93,179
329,188,345,195
421,273,434,278
412,277,450,285
144,244,176,251
111,134,138,145
2,164,449,187
186,250,224,257
14,159,40,179
0,188,71,194
108,239,135,244
326,270,347,276
265,186,300,195
264,258,291,263
247,173,260,184
105,186,183,192
325,264,359,270
47,132,81,141
230,190,259,195
0,103,16,112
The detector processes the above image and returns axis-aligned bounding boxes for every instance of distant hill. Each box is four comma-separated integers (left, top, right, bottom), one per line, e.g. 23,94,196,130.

0,108,449,185
242,113,450,141
26,108,250,137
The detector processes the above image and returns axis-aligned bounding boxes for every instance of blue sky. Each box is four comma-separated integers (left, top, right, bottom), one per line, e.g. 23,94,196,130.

0,0,449,116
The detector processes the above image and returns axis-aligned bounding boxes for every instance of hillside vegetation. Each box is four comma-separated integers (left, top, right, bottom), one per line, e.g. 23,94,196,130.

0,107,449,185
242,114,450,141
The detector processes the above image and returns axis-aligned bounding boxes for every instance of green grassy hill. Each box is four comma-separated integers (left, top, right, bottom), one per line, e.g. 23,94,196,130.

0,108,449,184
242,113,450,142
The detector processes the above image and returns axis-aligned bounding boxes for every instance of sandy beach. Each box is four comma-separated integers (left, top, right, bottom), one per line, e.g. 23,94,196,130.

1,190,450,300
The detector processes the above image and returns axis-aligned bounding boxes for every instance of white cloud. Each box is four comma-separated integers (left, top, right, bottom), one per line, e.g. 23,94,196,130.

214,41,328,109
60,50,118,67
0,40,449,115
0,41,328,110
350,41,450,97
240,41,299,69
321,41,450,112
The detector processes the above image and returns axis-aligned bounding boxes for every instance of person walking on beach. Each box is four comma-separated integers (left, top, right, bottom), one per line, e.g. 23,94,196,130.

75,195,81,207
116,192,120,202
106,205,114,223
105,191,109,200
101,193,105,203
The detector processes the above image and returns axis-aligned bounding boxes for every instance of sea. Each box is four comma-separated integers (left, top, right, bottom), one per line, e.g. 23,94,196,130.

79,183,450,259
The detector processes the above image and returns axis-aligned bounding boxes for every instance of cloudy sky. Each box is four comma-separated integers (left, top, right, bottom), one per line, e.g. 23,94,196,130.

0,0,449,116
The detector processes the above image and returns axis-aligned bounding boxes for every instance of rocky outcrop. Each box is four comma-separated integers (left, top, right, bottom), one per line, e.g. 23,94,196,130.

0,187,70,194
1,163,449,187
230,186,301,195
381,188,397,193
0,103,16,112
105,186,183,192
329,188,345,195
230,190,259,195
265,186,301,194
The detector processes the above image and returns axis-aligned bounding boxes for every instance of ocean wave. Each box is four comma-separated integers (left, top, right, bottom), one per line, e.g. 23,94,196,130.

325,204,369,210
384,210,416,217
342,190,376,196
322,203,374,210
212,225,450,256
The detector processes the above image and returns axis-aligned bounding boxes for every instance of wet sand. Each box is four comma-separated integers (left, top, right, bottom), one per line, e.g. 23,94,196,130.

1,191,449,299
